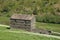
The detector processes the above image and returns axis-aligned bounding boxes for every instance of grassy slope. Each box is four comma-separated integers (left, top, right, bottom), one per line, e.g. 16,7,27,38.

0,0,60,24
0,22,60,33
36,22,60,32
0,32,60,40
0,0,60,35
0,26,60,40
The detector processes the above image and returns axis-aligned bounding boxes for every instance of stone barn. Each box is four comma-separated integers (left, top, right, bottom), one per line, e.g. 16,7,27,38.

10,14,35,31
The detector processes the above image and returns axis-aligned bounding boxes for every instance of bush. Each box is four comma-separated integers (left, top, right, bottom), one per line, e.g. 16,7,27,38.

6,27,10,29
0,0,60,24
36,14,60,24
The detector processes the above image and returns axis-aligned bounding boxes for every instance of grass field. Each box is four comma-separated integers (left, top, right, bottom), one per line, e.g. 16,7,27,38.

36,22,60,32
0,26,60,40
0,31,60,40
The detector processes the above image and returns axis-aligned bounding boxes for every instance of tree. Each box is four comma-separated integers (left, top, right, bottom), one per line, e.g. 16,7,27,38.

33,7,38,15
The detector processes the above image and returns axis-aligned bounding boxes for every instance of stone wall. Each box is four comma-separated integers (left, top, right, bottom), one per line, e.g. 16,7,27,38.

10,19,35,31
32,28,51,35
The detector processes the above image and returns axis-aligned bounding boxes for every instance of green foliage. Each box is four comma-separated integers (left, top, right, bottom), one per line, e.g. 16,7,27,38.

36,14,60,24
33,7,38,15
0,0,60,24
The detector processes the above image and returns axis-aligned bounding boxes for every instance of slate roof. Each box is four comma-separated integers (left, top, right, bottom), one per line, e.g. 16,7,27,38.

11,14,34,20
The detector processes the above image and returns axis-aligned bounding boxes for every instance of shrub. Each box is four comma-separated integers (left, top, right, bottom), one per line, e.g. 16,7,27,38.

6,27,10,29
36,14,60,24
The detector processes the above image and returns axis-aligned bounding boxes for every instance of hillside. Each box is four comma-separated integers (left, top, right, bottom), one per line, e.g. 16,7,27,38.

0,0,60,40
0,0,60,25
0,26,60,40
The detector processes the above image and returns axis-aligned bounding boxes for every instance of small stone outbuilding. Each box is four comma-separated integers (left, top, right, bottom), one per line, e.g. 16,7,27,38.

10,14,35,31
10,14,51,34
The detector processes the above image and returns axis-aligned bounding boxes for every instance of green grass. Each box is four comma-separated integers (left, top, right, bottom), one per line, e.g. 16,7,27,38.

0,32,60,40
0,16,9,25
0,26,27,32
36,22,60,32
0,26,60,40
